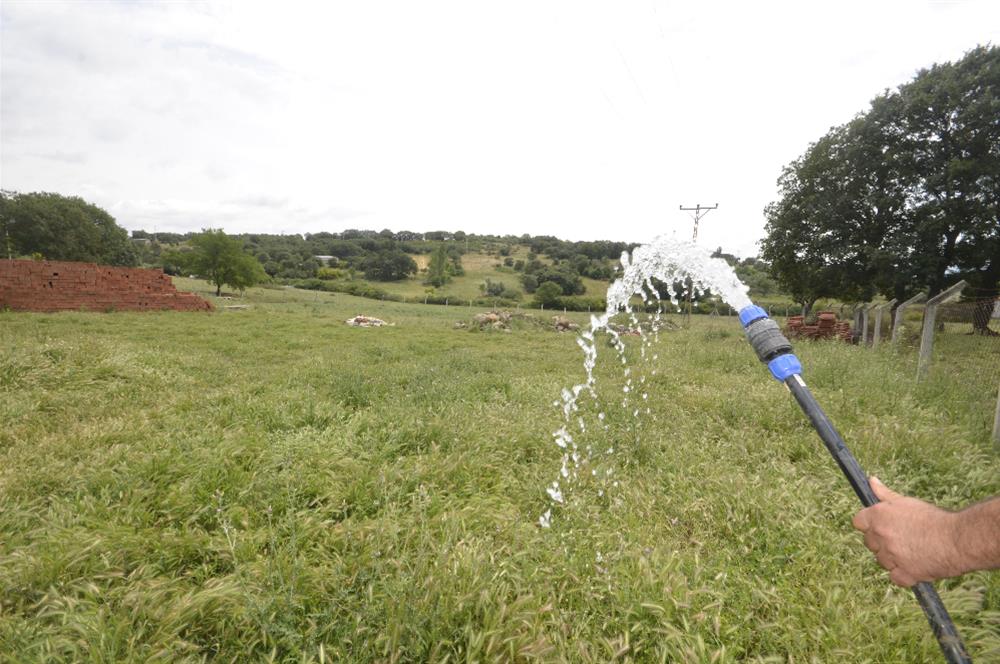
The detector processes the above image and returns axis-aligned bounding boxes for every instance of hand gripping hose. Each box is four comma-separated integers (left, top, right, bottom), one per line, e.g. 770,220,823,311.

738,305,971,664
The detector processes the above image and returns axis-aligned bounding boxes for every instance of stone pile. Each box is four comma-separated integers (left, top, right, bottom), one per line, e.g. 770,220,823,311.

552,315,579,332
346,315,389,327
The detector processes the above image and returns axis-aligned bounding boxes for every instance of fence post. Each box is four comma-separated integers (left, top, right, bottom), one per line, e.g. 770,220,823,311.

852,306,864,343
860,303,873,346
872,298,897,348
917,280,968,379
892,292,927,343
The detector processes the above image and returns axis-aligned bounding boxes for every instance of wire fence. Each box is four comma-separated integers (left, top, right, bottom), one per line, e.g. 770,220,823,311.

878,289,1000,448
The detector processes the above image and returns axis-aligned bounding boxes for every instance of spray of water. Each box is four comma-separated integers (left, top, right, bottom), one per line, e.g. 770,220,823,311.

539,236,751,528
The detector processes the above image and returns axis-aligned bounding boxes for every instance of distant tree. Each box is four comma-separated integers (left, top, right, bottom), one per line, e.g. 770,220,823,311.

520,273,538,293
362,250,417,281
167,229,267,295
533,281,563,307
480,278,506,297
447,246,465,276
425,244,452,287
0,191,137,266
531,265,585,295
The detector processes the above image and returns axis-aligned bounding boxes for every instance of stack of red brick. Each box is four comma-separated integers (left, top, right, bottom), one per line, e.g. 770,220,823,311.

0,259,213,312
786,311,852,342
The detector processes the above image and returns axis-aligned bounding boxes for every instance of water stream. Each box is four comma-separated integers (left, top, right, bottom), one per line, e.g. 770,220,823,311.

540,236,751,528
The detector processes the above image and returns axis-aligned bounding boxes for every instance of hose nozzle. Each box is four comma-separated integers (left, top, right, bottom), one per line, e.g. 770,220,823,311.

738,304,802,381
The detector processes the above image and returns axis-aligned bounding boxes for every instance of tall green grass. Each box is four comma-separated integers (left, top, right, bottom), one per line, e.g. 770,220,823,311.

1,281,997,662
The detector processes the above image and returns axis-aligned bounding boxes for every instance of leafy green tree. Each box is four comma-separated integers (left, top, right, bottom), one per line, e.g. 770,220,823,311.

530,265,585,296
167,229,267,296
520,273,538,293
361,250,417,281
0,191,137,266
762,45,999,329
533,281,563,308
425,244,451,287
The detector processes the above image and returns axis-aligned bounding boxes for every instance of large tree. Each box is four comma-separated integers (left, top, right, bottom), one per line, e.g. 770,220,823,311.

761,45,999,331
361,249,417,281
167,229,267,296
0,191,138,266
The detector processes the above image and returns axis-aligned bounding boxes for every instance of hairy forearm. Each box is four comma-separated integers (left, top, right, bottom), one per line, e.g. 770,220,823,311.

854,478,1000,586
951,495,1000,575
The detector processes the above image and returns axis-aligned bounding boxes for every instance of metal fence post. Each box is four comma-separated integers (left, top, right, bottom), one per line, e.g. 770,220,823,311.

892,292,928,343
872,299,897,348
917,280,968,379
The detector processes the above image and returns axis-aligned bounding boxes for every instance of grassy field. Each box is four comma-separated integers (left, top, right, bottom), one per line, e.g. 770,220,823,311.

1,280,998,662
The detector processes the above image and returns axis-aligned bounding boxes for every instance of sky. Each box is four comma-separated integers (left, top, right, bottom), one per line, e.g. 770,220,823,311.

2,1,999,256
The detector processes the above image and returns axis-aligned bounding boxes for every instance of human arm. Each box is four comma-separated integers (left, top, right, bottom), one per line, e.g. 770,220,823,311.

851,476,1000,587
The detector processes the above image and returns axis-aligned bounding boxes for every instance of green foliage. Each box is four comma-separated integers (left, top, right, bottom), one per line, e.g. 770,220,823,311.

362,250,417,281
294,278,401,301
555,295,607,312
316,266,346,280
520,273,538,294
527,265,585,296
479,278,506,297
166,229,267,296
0,191,137,266
533,280,563,307
425,244,452,287
762,45,1000,320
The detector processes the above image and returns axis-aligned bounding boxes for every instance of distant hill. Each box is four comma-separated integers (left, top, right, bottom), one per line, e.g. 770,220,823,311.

132,229,794,312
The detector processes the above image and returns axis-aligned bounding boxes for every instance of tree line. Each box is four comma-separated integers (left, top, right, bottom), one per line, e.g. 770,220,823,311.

760,45,999,333
2,189,785,309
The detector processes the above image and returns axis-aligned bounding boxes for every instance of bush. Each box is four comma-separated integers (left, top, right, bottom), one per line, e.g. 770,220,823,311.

317,267,346,280
554,296,606,312
533,281,563,308
290,279,402,302
480,278,506,297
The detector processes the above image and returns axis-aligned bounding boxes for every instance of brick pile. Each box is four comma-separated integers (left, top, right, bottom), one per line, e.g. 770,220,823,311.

787,311,852,342
0,259,213,312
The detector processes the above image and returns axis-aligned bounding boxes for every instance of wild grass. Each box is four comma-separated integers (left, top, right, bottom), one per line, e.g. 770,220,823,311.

1,281,997,662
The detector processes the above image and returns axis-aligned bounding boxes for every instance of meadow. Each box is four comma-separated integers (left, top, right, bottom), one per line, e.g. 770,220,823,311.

1,281,998,662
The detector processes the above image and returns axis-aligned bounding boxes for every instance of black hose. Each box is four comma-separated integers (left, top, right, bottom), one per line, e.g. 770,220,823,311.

785,374,972,664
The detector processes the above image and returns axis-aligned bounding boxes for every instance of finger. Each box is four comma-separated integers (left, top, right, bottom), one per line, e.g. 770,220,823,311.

863,530,880,553
870,476,902,502
875,549,896,571
852,508,871,532
890,567,916,588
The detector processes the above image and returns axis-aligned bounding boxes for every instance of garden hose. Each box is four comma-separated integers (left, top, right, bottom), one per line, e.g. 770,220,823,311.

738,304,971,664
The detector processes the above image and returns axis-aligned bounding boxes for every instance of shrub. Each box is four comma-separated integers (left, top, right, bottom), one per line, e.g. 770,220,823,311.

533,281,563,308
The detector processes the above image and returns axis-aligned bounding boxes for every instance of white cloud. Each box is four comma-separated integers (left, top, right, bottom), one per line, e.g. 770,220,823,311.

2,0,998,255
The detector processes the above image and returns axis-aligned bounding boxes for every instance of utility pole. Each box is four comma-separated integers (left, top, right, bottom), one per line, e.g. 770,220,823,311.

679,203,718,243
678,203,717,324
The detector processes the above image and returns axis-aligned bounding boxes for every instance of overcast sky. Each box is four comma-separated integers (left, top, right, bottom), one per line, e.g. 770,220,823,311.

2,1,998,255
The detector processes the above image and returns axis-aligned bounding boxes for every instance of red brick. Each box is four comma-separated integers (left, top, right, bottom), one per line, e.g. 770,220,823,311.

0,259,213,313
